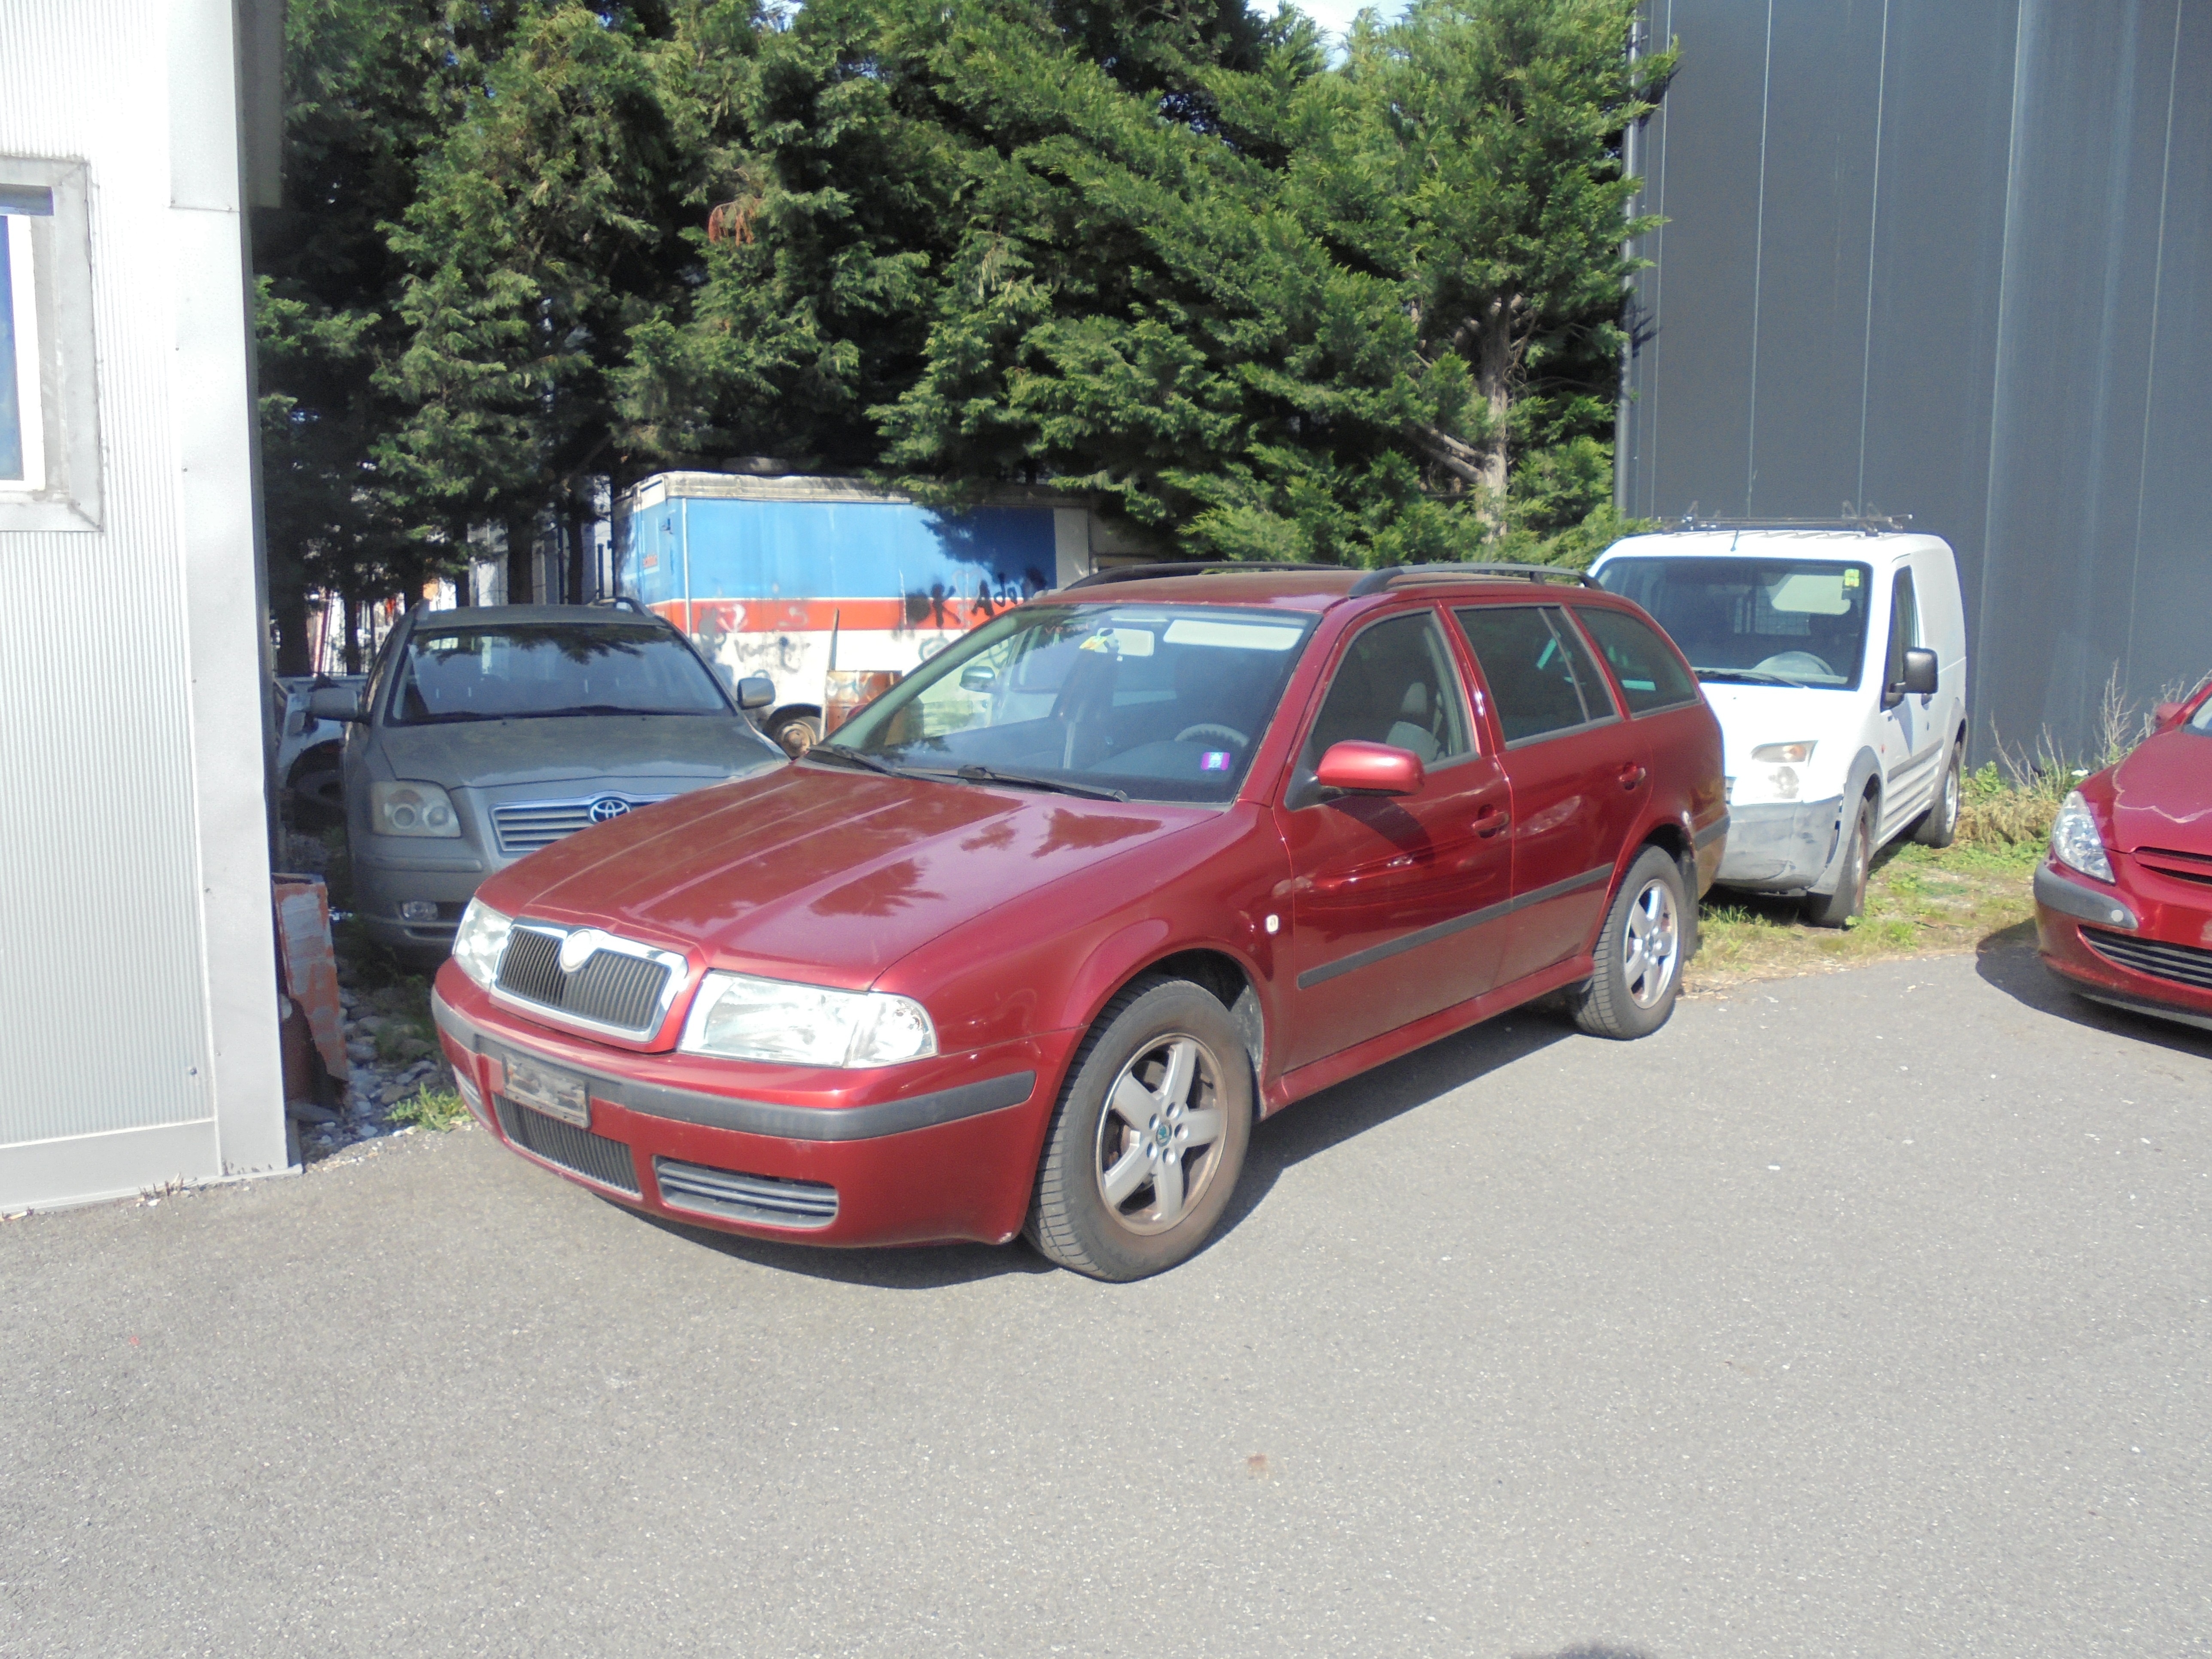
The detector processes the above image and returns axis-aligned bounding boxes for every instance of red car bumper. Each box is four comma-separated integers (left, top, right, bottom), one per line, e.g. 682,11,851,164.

2034,857,2212,1033
430,964,1075,1247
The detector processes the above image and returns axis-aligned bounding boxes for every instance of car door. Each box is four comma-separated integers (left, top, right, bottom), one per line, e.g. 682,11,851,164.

1878,565,1940,837
1273,607,1513,1071
1454,603,1648,988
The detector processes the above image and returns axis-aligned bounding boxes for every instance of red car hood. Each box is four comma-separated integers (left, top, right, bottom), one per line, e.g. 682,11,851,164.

475,764,1201,988
2103,728,2212,854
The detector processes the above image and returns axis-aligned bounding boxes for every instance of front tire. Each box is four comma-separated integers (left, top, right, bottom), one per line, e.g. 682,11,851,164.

1803,796,1875,928
1913,738,1964,847
1570,846,1687,1040
1025,977,1253,1281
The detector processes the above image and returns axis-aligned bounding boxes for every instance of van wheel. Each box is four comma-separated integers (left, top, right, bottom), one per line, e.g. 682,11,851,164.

1569,846,1686,1040
1913,738,1964,847
1024,976,1253,1282
1804,796,1874,928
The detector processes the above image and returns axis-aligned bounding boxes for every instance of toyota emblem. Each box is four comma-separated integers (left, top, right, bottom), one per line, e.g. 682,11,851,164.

588,795,632,824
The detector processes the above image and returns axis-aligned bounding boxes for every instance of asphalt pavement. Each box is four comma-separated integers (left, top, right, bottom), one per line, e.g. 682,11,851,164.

5,931,2210,1658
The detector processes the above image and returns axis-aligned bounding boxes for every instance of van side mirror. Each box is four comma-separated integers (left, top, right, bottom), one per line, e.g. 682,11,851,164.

1900,647,1938,698
735,674,775,711
308,686,364,722
959,663,997,693
1315,740,1425,798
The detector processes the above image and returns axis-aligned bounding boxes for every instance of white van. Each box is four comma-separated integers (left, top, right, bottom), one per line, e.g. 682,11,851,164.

1590,527,1969,925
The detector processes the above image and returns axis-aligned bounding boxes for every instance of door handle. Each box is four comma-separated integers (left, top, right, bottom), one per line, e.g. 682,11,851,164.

1619,764,1647,790
1474,805,1509,837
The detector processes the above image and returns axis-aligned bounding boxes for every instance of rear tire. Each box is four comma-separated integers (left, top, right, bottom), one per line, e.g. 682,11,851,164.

1569,846,1687,1040
1913,738,1964,847
1025,976,1253,1281
1803,796,1874,928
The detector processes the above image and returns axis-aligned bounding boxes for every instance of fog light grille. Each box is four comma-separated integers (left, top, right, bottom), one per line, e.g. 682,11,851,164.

653,1158,838,1229
2082,927,2212,992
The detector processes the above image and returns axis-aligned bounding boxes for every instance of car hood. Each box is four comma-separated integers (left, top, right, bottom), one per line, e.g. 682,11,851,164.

2102,728,2212,854
377,714,779,789
476,764,1206,986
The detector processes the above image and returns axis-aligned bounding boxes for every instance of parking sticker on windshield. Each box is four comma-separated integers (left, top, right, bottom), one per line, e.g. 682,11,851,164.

1201,750,1233,772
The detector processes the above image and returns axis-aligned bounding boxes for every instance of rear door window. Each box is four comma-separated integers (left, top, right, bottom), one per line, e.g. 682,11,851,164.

1454,606,1614,745
1573,607,1700,715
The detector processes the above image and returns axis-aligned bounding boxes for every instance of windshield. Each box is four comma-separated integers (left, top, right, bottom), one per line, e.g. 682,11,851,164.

827,603,1319,805
386,622,731,724
1595,556,1872,690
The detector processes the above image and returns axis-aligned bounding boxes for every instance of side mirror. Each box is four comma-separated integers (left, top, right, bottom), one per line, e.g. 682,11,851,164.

959,663,997,693
1315,740,1425,798
2154,701,2185,730
1900,647,1938,698
735,674,775,711
308,686,364,722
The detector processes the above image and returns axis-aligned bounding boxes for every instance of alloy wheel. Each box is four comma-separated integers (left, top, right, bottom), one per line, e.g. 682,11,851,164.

1621,878,1681,1009
1093,1034,1228,1236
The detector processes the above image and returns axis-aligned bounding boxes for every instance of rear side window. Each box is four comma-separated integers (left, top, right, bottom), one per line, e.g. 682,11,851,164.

1574,608,1700,715
1455,606,1614,745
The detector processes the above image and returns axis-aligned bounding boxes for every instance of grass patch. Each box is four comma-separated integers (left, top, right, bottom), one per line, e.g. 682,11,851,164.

388,1087,471,1133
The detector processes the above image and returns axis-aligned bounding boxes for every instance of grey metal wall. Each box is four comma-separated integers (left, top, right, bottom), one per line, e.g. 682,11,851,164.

0,0,288,1208
1621,0,2212,761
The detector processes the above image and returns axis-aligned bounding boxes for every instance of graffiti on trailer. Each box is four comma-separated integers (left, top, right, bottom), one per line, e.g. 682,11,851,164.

903,568,1051,632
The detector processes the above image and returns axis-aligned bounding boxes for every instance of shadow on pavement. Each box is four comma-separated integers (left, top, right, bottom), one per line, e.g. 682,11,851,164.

615,1203,1055,1290
1974,919,2212,1058
1513,1648,1656,1659
1218,1002,1578,1237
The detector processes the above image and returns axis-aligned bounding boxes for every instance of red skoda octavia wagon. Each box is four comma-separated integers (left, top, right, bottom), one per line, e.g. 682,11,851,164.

2036,675,2212,1035
431,564,1728,1279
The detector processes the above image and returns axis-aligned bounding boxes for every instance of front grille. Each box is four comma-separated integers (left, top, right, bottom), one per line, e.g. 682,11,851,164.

653,1158,839,1229
492,796,668,857
495,927,675,1035
2135,848,2212,888
496,1096,640,1194
2082,927,2212,992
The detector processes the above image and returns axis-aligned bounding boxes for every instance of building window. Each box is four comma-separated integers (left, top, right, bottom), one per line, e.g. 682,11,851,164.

0,189,51,492
0,160,100,532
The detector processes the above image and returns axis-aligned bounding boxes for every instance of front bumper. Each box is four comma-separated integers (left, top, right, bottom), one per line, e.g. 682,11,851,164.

1715,796,1843,891
2036,857,2212,1031
431,966,1073,1248
355,853,486,951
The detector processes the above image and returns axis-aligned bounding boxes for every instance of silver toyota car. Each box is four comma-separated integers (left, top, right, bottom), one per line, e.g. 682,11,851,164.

314,603,785,963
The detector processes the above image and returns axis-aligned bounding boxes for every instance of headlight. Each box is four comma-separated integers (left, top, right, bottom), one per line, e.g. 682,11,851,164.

371,780,461,838
2049,790,2114,883
1751,741,1816,763
452,899,512,988
679,972,937,1068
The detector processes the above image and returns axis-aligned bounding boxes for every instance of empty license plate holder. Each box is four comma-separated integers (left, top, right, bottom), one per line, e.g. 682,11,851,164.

500,1049,590,1129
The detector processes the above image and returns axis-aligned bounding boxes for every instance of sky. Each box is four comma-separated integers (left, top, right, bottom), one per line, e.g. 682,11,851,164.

1295,0,1408,46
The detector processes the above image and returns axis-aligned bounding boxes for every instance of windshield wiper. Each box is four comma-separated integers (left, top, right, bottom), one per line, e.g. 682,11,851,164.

803,744,908,778
1692,666,1815,690
940,764,1128,803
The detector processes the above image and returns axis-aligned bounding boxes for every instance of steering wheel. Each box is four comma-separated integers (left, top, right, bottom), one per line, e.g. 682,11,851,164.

1753,650,1835,679
1176,723,1249,748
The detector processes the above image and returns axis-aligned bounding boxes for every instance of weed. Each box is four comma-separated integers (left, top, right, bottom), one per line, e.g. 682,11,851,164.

389,1088,470,1133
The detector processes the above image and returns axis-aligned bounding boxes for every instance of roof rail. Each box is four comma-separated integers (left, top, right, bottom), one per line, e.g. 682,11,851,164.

1060,560,1352,591
1673,513,1913,535
1347,562,1599,596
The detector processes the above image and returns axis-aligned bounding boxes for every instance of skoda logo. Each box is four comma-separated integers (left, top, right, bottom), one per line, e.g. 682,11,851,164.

588,795,632,824
558,928,608,973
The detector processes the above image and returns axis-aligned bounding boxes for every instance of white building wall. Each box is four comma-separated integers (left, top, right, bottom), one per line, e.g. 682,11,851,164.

0,0,287,1207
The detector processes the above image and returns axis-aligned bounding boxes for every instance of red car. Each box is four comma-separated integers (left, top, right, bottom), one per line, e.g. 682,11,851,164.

2036,676,2212,1034
431,564,1727,1279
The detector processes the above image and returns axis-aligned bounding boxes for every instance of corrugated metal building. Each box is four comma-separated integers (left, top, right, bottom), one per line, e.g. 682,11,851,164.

1620,0,2212,761
0,0,289,1209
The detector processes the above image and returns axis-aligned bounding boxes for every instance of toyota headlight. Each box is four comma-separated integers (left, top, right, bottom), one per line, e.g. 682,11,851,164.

452,899,513,988
2049,790,2114,883
371,780,461,838
679,972,937,1068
